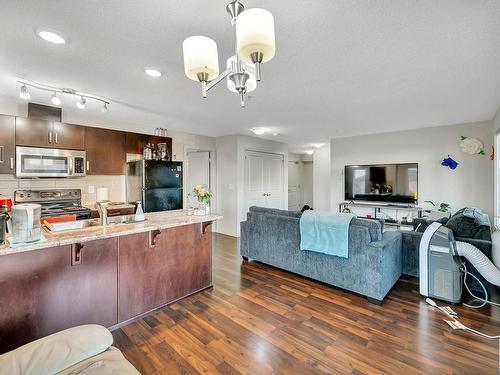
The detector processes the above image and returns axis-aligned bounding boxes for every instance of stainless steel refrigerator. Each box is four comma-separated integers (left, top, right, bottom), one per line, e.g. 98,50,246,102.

126,160,183,212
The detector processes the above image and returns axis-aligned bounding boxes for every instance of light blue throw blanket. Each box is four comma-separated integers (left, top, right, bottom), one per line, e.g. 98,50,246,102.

299,211,355,258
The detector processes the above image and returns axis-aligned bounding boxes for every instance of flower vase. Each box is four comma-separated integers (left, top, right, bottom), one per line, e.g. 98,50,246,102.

197,202,209,216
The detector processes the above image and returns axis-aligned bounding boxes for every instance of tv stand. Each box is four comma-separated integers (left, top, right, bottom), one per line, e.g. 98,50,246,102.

339,201,423,230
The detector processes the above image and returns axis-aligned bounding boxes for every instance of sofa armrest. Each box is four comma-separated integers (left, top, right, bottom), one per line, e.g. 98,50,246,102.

365,231,402,301
0,325,113,375
240,220,249,257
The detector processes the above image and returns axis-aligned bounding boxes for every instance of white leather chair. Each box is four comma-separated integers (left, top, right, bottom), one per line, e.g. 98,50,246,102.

0,325,139,375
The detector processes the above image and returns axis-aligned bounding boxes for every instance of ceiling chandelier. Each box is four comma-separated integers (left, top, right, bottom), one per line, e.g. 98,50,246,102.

182,1,275,108
17,80,110,112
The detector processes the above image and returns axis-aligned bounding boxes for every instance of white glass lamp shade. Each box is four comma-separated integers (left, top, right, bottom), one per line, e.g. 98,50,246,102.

182,36,220,81
226,56,256,93
236,8,275,64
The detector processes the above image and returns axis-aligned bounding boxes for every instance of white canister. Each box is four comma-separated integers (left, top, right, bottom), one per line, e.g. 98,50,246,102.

11,203,41,243
96,187,109,202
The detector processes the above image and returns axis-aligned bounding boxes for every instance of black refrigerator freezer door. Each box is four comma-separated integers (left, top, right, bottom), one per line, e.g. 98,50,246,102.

144,188,183,212
144,161,182,189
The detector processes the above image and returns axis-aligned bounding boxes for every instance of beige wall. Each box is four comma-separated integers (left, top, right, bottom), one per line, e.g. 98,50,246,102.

331,121,495,218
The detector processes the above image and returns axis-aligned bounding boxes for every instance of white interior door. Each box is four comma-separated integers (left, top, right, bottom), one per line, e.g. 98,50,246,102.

186,151,210,208
265,154,285,209
302,161,314,207
244,150,285,213
244,152,267,214
288,161,301,210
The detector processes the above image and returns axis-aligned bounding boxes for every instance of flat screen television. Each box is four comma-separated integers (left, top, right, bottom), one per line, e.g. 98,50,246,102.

344,163,418,204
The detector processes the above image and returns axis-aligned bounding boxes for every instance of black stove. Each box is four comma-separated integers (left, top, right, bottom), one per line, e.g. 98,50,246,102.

14,189,92,220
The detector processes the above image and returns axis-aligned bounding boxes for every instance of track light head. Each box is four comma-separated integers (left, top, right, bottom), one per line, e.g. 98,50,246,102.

50,92,61,106
76,96,86,109
19,84,30,100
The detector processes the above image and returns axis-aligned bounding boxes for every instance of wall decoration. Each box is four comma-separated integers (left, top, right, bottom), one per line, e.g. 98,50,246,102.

441,155,459,170
459,136,485,155
490,145,495,161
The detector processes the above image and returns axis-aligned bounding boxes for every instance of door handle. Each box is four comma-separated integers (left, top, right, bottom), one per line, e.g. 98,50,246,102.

0,146,3,163
86,160,90,171
48,132,52,143
54,132,58,144
10,158,14,169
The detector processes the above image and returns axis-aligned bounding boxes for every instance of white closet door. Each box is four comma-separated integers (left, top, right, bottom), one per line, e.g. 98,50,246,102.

244,150,285,212
244,152,267,213
265,154,284,209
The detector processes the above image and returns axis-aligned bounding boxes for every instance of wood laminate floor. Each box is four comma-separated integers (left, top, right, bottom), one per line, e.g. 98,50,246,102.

113,234,500,374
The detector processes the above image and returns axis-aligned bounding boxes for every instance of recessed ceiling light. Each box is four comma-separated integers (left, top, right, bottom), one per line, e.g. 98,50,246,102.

251,127,267,135
312,143,324,148
306,150,314,155
38,29,66,44
144,68,162,78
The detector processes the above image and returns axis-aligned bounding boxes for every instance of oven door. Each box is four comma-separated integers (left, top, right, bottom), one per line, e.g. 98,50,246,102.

16,146,71,178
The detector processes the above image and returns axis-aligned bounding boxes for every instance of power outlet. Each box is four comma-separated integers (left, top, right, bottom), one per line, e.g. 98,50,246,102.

88,185,95,194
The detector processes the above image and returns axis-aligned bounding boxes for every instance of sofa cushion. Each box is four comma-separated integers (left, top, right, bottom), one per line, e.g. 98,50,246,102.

249,206,302,218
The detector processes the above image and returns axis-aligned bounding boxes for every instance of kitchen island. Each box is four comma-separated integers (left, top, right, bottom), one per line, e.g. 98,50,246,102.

0,210,221,354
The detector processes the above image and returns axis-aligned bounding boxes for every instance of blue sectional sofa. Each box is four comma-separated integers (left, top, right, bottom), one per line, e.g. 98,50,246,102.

240,206,402,303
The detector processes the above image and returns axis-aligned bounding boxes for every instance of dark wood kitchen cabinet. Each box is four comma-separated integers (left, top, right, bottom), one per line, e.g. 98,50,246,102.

85,126,126,175
15,118,85,150
53,122,85,149
118,224,212,322
0,238,118,353
15,117,53,148
126,132,172,159
0,115,15,174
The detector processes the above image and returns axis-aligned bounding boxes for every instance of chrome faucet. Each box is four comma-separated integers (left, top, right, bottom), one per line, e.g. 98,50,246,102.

96,201,112,226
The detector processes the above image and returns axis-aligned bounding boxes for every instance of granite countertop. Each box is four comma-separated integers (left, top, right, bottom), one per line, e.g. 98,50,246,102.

0,210,222,256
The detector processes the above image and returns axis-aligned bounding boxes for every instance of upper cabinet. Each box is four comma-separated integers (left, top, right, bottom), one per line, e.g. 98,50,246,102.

125,132,172,159
15,118,85,150
53,123,85,150
0,115,15,174
85,127,126,175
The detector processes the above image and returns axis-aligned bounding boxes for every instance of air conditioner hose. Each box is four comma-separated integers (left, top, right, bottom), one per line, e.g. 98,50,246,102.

455,241,500,287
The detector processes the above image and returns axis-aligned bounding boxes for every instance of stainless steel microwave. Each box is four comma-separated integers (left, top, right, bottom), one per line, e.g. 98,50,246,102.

16,146,86,178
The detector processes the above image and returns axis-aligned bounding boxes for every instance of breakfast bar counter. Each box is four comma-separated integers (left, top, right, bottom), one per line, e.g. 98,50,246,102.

0,210,221,353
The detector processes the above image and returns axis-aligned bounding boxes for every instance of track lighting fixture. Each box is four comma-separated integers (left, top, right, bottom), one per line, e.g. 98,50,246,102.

19,84,30,100
50,92,61,106
76,97,86,109
17,80,110,112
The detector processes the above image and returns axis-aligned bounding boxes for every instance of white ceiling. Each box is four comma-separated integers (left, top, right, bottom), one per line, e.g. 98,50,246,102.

0,0,499,151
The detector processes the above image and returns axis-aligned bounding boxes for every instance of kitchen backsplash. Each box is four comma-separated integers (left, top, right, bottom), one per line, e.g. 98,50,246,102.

0,174,126,208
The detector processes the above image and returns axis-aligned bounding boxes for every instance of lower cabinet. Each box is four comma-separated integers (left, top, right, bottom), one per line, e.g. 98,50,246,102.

0,238,118,353
0,224,212,353
118,223,212,322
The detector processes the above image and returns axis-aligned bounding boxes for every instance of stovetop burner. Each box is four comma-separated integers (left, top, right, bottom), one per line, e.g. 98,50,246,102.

15,189,92,220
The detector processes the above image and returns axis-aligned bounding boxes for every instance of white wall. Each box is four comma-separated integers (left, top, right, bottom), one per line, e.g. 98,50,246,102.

216,134,288,237
331,121,495,218
313,144,331,210
494,105,500,225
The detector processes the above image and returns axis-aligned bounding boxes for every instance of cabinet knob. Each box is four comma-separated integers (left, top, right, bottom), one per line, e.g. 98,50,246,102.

10,157,14,170
86,160,90,171
0,146,3,163
149,230,161,248
48,132,52,143
54,132,58,144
